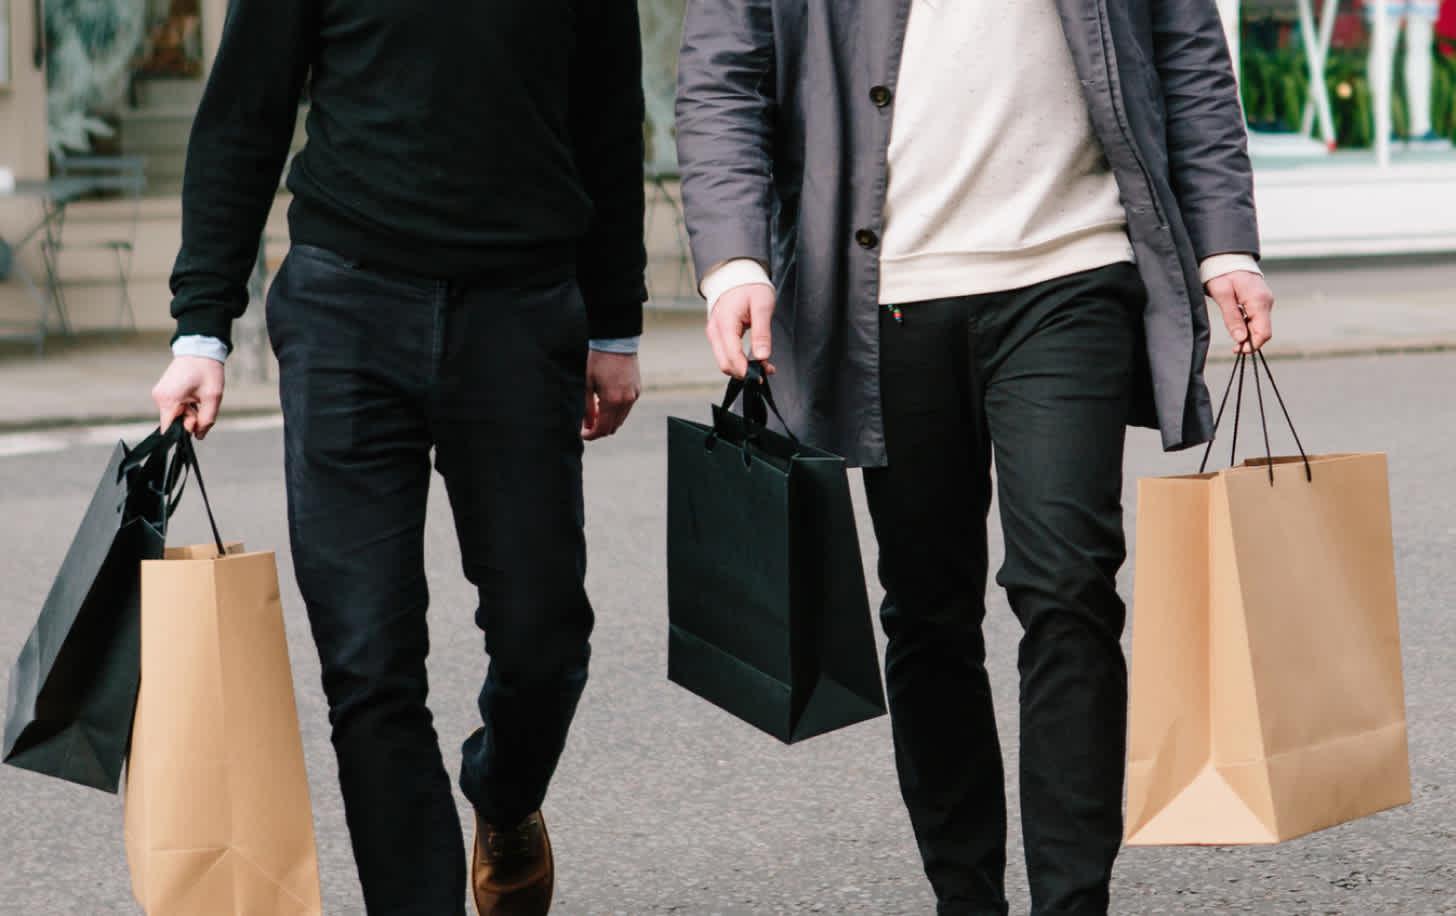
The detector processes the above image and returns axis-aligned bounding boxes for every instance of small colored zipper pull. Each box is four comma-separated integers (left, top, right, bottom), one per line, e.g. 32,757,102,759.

886,303,903,324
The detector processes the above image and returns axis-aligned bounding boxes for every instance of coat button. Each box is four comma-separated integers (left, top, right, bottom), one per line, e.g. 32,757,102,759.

855,229,879,249
869,85,892,107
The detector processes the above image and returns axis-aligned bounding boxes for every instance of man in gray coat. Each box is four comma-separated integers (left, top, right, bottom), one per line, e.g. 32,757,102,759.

675,1,1274,913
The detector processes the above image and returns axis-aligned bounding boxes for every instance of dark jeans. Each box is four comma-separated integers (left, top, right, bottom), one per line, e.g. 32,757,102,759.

863,263,1143,916
266,244,594,915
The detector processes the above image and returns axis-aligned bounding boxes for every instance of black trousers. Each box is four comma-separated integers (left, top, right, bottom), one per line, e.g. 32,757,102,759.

863,263,1144,916
266,244,594,915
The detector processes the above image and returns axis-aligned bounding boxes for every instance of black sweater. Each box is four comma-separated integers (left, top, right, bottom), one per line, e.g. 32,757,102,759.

170,0,646,349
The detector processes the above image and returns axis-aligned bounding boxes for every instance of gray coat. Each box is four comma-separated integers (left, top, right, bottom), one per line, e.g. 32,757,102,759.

675,0,1261,467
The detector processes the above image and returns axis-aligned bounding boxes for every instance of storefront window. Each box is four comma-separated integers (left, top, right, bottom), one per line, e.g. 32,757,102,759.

1236,0,1456,160
1228,0,1456,258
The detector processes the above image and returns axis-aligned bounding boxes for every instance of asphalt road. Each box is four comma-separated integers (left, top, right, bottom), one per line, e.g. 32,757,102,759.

0,351,1452,915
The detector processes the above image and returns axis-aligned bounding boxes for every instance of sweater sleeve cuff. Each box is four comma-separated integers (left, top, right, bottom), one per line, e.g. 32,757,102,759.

1199,253,1262,285
173,335,231,363
700,258,774,313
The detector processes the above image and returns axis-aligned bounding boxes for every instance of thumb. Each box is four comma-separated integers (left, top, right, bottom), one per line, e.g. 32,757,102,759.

748,292,774,361
193,393,220,438
581,387,599,434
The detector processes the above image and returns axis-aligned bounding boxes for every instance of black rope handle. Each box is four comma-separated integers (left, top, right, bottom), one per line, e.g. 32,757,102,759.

176,433,227,557
1198,308,1312,484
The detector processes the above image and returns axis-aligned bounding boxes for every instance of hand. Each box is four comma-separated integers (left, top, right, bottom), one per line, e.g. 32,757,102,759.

1206,270,1274,355
582,351,641,441
706,283,776,379
151,355,226,440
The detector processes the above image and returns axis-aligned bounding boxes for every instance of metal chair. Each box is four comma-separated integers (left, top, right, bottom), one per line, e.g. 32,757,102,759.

42,153,148,336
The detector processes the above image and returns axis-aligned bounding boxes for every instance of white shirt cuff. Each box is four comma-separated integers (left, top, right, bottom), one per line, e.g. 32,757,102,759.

589,336,640,355
173,335,230,363
700,258,774,314
1199,253,1262,285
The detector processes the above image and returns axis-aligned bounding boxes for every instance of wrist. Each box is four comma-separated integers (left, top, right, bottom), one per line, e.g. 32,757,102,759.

701,259,773,314
1200,253,1261,286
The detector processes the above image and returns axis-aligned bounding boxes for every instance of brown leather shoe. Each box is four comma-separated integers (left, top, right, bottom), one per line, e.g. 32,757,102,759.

471,810,554,916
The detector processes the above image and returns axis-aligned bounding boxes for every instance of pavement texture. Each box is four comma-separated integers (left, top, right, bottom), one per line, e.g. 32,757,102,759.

0,254,1455,431
0,350,1453,914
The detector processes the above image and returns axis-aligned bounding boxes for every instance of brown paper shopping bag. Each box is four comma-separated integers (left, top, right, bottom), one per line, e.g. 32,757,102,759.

125,539,323,914
1125,353,1410,846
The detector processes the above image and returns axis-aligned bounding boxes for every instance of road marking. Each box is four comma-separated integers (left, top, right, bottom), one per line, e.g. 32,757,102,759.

0,414,283,460
222,415,285,433
80,422,156,446
0,434,70,458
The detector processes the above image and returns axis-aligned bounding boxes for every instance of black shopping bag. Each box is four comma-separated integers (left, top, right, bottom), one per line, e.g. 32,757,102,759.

3,423,188,792
667,364,886,743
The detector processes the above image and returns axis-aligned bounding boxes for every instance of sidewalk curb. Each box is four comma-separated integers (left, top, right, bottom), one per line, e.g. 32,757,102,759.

0,405,287,437
1206,339,1456,364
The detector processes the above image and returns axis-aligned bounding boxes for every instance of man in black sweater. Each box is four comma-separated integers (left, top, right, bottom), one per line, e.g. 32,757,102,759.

149,2,647,913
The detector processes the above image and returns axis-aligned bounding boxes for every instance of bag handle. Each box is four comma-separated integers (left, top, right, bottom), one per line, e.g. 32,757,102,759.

1198,308,1312,485
119,418,187,477
709,361,800,466
173,431,227,556
122,418,227,556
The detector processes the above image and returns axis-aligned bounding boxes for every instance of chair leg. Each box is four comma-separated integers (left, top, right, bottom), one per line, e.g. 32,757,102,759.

113,245,137,337
39,215,73,337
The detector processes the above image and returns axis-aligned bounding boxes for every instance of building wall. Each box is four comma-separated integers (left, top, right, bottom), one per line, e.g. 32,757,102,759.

0,0,51,180
0,0,63,341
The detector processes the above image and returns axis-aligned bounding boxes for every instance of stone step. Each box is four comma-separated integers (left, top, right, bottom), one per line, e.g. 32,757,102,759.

117,105,200,152
136,152,189,188
117,105,308,152
131,76,207,110
116,104,308,197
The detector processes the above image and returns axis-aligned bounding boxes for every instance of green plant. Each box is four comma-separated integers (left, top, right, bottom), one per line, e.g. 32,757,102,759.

1433,49,1456,139
1240,45,1311,130
1238,39,1456,149
1324,49,1375,148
